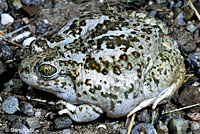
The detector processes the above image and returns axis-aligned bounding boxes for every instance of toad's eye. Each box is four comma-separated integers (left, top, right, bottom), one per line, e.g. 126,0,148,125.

37,64,58,79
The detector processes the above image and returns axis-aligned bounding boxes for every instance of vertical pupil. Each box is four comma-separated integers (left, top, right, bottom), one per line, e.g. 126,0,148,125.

38,64,58,79
44,65,49,75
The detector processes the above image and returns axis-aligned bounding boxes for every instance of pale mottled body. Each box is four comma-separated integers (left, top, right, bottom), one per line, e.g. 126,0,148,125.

19,11,185,122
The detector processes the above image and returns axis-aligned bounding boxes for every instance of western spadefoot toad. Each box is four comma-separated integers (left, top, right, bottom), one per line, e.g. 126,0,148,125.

19,11,185,122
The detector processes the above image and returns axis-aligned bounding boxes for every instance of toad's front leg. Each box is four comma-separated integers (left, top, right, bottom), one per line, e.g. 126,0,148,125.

58,101,103,122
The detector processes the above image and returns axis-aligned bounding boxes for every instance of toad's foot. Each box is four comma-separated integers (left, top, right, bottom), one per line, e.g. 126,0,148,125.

127,84,177,118
57,100,103,122
127,98,156,117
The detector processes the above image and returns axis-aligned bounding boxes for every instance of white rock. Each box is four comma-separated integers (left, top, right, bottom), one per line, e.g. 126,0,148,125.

43,19,49,24
1,13,14,25
99,0,104,3
22,37,36,47
12,31,31,42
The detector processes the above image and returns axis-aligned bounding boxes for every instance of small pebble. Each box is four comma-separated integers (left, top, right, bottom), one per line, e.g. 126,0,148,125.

99,0,104,3
12,122,32,134
157,121,168,134
21,102,34,116
191,121,200,131
149,10,157,17
1,13,14,25
54,117,72,129
5,115,18,121
0,61,6,75
0,0,8,11
22,17,29,24
3,79,14,92
22,0,42,6
72,0,90,4
169,1,175,8
113,123,119,130
62,129,72,134
36,24,49,34
184,7,194,20
175,1,182,7
12,31,31,42
186,24,197,33
156,0,166,4
43,19,49,24
12,20,24,30
22,37,36,46
0,43,13,61
175,11,186,26
34,109,42,118
131,123,157,134
187,55,200,74
169,118,188,134
3,78,23,92
26,117,41,130
136,109,151,123
12,0,23,10
1,96,19,114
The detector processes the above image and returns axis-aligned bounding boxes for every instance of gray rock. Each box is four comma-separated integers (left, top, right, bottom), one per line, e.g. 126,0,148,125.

131,123,157,134
178,86,200,113
54,117,72,129
1,96,19,114
169,118,188,134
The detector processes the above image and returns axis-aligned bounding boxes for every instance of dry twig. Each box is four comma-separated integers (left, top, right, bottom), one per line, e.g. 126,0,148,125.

0,37,23,48
127,113,136,134
187,0,200,21
162,103,200,114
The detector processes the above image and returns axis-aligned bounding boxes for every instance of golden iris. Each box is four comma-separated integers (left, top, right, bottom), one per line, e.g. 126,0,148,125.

37,64,57,78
